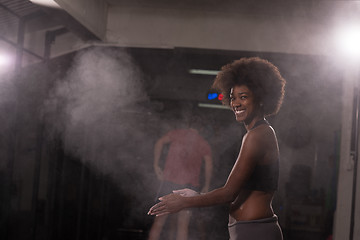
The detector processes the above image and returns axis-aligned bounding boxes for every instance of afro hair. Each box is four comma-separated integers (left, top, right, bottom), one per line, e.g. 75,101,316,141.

212,57,286,116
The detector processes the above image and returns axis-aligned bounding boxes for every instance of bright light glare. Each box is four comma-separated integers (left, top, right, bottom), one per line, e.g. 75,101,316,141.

29,0,61,8
0,53,12,67
335,24,360,60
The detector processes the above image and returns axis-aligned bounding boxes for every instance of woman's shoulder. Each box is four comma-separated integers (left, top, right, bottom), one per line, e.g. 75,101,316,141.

245,124,276,144
248,123,274,135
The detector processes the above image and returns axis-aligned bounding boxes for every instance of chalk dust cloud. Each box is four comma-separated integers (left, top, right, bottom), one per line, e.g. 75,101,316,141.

44,48,155,189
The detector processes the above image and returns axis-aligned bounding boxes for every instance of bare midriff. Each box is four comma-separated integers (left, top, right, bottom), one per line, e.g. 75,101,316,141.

229,190,275,222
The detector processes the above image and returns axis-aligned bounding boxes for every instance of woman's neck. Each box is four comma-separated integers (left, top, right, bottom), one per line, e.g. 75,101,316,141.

244,116,265,131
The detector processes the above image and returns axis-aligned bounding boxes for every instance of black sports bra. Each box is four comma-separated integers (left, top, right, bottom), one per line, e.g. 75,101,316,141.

244,161,279,191
244,119,279,192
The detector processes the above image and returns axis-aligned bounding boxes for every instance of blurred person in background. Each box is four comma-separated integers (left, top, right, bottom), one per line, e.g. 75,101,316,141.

148,116,213,240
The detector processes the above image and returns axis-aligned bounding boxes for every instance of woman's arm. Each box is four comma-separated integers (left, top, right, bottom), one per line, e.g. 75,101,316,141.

148,130,265,216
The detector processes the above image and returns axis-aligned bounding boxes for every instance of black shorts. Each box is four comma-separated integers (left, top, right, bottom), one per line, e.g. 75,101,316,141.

228,215,283,240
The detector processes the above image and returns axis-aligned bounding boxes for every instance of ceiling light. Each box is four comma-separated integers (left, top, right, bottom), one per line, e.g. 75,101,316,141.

189,69,219,76
29,0,61,8
198,103,230,110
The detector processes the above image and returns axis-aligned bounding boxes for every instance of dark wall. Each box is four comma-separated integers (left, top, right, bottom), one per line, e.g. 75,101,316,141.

0,46,342,240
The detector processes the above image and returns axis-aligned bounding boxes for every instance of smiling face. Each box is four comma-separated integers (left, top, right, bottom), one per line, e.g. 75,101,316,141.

230,85,262,125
